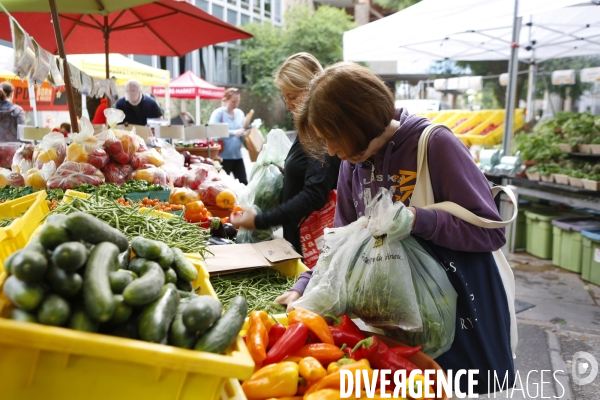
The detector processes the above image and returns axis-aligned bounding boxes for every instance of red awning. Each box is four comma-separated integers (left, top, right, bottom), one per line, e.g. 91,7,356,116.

152,70,225,99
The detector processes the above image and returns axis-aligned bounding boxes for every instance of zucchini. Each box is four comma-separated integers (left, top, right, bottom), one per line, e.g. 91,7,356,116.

194,296,247,354
118,250,130,270
3,275,45,311
176,279,193,292
171,248,198,282
169,302,197,349
177,290,200,299
156,244,174,270
131,237,162,260
109,270,138,294
108,318,140,340
3,250,19,275
128,257,147,275
37,294,71,326
10,249,48,283
110,294,133,325
122,261,165,306
51,242,88,272
38,223,71,250
65,212,129,252
182,296,222,334
10,308,37,323
165,268,178,285
46,214,68,225
139,283,179,343
69,308,99,332
84,242,119,322
45,265,83,297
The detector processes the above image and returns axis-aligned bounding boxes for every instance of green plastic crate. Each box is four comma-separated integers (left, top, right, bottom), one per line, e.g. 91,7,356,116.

551,218,600,273
525,210,566,259
582,230,600,286
124,190,170,202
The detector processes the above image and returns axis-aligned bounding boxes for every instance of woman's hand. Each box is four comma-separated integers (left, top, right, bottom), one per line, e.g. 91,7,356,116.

407,206,417,231
230,207,257,230
233,128,245,137
275,290,301,312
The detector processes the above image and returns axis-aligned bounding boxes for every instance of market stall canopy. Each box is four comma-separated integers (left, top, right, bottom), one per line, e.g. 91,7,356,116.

0,0,253,57
68,53,170,86
0,0,157,14
343,0,600,62
151,71,223,99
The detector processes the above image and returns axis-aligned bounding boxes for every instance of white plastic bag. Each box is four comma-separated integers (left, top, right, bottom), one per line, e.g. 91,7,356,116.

67,118,99,162
47,55,65,87
8,21,36,79
30,40,51,88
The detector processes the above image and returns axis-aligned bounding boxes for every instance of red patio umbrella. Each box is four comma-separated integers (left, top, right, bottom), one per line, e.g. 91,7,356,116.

152,70,224,124
0,0,252,130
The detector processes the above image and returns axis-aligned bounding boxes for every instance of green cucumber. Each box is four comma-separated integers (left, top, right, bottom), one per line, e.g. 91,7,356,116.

122,261,165,306
156,244,174,270
169,302,197,349
118,250,130,270
110,294,133,325
65,212,129,252
131,237,163,260
3,275,45,311
84,242,118,322
37,294,71,326
46,214,68,225
108,318,139,339
194,296,247,354
128,257,147,275
10,249,48,283
69,308,99,332
165,268,178,285
45,265,83,297
139,283,179,343
4,251,20,275
51,242,88,272
109,270,138,294
175,279,193,292
38,223,71,250
177,290,199,299
182,296,222,334
171,248,198,282
10,308,37,323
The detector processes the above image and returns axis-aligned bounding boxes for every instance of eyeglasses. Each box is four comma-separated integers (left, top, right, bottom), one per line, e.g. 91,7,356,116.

227,89,240,94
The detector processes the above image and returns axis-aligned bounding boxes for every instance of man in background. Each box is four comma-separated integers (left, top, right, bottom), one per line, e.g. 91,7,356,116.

115,79,162,125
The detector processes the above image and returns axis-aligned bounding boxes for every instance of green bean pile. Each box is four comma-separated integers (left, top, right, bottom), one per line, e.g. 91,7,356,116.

210,268,295,315
49,194,211,257
0,217,17,228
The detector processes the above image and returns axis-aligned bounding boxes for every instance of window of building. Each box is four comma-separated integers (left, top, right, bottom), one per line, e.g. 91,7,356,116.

227,0,237,6
240,0,249,11
253,0,260,15
214,47,226,83
273,0,281,23
227,9,237,25
195,0,208,12
241,14,250,25
212,4,224,20
133,55,153,66
228,53,240,85
264,0,271,18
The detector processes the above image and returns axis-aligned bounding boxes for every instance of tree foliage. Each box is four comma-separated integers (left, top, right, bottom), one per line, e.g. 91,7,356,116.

236,6,355,102
371,0,420,12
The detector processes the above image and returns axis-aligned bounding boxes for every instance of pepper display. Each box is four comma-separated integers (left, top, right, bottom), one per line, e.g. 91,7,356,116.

329,325,366,348
247,311,272,366
390,345,423,359
304,359,373,395
298,356,327,383
241,362,300,400
291,343,345,366
268,323,287,350
264,322,309,365
288,309,334,345
352,336,419,377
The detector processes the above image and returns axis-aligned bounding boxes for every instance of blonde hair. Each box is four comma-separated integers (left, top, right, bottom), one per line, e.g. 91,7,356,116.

274,53,323,93
296,62,395,160
222,88,240,106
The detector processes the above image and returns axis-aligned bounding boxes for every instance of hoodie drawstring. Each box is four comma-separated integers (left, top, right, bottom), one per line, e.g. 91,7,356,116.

382,141,395,186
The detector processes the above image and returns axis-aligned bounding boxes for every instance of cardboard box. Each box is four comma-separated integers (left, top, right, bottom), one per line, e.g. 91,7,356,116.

244,126,264,162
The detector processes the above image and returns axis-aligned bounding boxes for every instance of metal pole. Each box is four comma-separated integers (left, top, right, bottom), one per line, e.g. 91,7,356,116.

196,95,201,125
526,59,537,123
104,16,112,108
502,0,522,156
28,85,38,127
48,0,79,132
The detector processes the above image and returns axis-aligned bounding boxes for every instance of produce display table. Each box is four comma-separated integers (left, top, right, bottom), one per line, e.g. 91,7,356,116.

176,145,221,161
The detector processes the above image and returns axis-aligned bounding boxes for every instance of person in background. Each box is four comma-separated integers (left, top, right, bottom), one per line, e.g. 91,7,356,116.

115,79,162,126
230,53,341,257
209,88,247,185
92,97,108,125
52,122,71,137
0,82,26,142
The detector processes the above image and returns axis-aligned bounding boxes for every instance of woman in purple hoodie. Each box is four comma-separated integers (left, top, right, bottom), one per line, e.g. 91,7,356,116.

276,62,515,395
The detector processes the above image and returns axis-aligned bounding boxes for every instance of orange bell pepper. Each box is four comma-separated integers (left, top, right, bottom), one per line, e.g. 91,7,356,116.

305,359,372,395
265,397,303,400
304,389,343,400
288,310,334,345
298,357,327,383
247,311,270,366
242,362,299,400
327,358,358,374
292,344,344,366
184,200,205,223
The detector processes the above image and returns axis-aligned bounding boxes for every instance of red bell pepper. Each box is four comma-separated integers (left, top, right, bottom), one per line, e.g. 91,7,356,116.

343,345,364,361
326,314,365,338
264,322,309,365
352,336,419,376
267,323,287,350
389,345,422,358
329,326,365,348
306,331,321,344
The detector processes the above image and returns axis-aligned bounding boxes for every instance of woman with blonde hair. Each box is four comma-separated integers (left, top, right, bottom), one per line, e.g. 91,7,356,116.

231,53,340,264
209,88,247,184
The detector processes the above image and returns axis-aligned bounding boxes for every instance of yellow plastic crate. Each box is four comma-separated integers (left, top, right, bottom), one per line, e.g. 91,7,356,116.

464,109,525,147
443,111,475,131
0,191,49,269
0,256,255,400
453,110,496,135
430,110,459,124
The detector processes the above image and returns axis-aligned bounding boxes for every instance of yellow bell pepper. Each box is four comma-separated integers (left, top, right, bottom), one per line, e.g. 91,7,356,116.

305,359,372,395
299,357,327,383
242,362,299,400
265,397,303,400
304,389,343,400
327,358,358,375
408,374,435,400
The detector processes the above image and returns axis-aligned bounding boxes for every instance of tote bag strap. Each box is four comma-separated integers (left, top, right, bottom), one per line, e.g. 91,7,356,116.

410,124,518,229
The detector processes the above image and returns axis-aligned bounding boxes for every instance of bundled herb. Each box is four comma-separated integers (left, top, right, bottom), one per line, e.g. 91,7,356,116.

210,268,295,315
49,194,210,257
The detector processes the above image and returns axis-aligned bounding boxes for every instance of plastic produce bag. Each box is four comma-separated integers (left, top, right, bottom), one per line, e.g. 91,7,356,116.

131,148,165,170
169,187,200,205
97,109,141,165
47,161,105,190
0,168,25,188
7,21,35,79
47,55,65,87
102,162,134,185
0,143,20,169
88,148,110,170
134,166,169,186
198,180,234,207
24,161,56,189
67,118,99,162
183,164,212,190
30,40,51,88
11,143,35,175
34,132,67,169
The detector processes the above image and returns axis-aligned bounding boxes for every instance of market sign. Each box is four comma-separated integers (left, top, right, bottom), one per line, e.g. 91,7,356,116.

152,86,224,99
552,69,576,85
580,67,600,83
0,77,68,111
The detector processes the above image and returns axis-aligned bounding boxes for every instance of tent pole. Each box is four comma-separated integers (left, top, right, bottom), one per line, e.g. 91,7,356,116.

28,85,38,127
196,95,200,125
502,0,522,157
526,58,537,123
104,16,111,108
48,0,79,132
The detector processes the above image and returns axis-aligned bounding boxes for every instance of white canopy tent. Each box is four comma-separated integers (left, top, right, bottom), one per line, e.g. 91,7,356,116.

343,0,600,154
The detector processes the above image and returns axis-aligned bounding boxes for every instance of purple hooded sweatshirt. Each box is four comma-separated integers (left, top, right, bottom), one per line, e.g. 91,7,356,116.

291,109,505,294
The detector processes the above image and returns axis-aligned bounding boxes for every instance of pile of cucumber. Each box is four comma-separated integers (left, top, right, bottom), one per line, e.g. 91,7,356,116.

3,212,247,355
